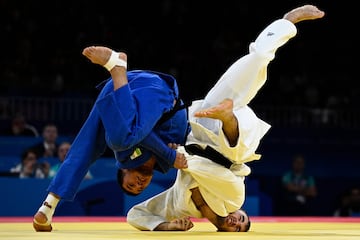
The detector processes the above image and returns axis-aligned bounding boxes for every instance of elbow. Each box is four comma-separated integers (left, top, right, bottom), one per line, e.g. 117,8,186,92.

106,134,137,151
107,141,133,151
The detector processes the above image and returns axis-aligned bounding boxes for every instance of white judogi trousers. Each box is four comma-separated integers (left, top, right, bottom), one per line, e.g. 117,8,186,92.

127,19,297,230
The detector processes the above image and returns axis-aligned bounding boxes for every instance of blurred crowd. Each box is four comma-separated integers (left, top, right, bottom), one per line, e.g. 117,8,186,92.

1,0,357,109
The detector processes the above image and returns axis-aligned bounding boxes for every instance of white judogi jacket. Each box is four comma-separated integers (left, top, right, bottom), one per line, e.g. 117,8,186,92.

127,19,297,230
127,149,247,230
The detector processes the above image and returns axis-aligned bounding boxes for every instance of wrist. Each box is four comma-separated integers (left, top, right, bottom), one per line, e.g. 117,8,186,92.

154,222,169,231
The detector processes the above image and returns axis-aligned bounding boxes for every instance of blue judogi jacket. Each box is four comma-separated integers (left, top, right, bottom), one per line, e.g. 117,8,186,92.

48,70,190,200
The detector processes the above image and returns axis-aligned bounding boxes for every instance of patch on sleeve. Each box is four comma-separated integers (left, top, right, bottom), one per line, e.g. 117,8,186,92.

130,148,142,160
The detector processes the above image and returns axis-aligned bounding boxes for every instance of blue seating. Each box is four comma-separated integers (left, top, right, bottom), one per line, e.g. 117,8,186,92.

88,158,117,179
56,178,125,216
0,136,73,174
0,136,41,156
0,136,73,156
0,178,51,216
122,182,167,215
0,156,20,171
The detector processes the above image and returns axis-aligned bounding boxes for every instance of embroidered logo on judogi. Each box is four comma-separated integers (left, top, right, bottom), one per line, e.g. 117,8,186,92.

130,148,142,160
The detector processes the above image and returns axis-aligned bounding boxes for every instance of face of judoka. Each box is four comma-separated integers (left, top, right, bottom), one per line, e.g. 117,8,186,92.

216,209,251,232
121,165,154,195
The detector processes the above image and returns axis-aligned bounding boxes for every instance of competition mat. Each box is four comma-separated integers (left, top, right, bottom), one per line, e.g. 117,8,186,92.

1,216,360,240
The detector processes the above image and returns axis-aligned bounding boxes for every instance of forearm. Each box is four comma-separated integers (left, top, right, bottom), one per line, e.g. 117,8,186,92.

128,212,190,231
190,187,207,210
126,194,177,231
140,131,175,166
221,114,239,147
154,217,194,231
154,222,169,231
190,188,218,225
127,208,166,231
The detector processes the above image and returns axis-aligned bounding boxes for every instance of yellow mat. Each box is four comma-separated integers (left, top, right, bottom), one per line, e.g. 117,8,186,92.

1,218,360,240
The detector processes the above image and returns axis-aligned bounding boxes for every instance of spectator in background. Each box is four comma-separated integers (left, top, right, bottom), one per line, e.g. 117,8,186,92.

279,154,317,216
30,123,59,158
48,141,92,180
10,149,50,178
334,187,360,217
2,113,39,137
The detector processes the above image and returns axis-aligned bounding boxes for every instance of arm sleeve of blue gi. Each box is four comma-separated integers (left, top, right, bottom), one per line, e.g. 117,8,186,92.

140,131,176,167
96,79,174,151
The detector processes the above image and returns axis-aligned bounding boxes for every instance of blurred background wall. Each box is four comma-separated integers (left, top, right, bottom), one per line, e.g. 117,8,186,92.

0,0,358,217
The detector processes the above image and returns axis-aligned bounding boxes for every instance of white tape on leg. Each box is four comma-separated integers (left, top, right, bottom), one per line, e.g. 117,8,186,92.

104,51,127,71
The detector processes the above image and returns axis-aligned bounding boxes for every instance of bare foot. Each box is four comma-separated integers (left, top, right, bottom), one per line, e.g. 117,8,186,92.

33,211,52,232
283,5,325,24
82,46,127,69
196,99,238,146
194,98,234,122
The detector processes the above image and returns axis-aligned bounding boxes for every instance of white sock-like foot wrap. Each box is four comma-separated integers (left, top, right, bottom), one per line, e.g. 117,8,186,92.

104,51,127,71
36,194,59,224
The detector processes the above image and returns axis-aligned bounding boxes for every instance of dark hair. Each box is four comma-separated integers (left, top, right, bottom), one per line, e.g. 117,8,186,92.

116,169,138,196
244,217,251,232
21,149,38,162
240,208,251,232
